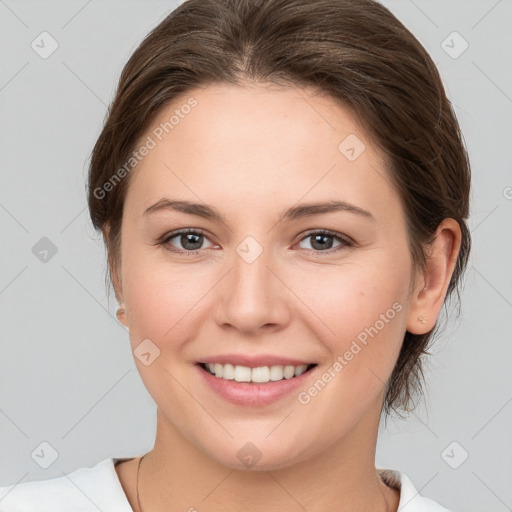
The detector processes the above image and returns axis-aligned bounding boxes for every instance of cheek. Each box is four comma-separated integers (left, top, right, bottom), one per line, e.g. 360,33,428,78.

290,263,408,420
121,227,411,363
121,251,214,346
288,257,410,342
285,257,410,412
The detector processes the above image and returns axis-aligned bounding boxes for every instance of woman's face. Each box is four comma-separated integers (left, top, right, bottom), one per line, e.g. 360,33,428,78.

116,82,419,469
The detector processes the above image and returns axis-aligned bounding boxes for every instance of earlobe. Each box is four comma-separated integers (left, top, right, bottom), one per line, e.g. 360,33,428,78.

406,218,462,335
102,223,127,326
116,302,128,327
111,269,128,326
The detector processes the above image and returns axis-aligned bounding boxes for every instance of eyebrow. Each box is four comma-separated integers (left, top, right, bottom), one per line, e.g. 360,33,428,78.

143,198,375,223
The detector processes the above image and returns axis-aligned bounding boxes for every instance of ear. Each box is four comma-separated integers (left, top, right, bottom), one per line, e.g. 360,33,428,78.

102,223,128,327
406,218,462,335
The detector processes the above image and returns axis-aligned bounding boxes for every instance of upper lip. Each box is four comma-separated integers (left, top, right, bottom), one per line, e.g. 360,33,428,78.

198,354,316,368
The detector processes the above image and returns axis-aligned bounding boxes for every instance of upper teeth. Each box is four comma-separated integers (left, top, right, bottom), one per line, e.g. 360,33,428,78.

205,363,310,383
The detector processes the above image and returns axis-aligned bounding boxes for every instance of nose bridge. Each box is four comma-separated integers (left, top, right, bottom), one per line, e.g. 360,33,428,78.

218,234,287,332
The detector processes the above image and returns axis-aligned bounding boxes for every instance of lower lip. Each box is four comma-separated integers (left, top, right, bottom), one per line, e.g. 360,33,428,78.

196,364,316,406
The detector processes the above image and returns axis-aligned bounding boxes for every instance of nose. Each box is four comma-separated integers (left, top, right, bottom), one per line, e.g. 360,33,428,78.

214,242,291,336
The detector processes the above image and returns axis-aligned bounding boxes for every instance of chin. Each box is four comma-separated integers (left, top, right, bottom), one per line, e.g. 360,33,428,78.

200,436,311,472
216,452,300,472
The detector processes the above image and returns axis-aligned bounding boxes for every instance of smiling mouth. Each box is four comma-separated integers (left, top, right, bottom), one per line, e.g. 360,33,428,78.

198,362,317,384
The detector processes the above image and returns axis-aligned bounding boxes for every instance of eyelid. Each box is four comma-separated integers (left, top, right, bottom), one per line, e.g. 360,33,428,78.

159,227,214,250
294,228,355,255
159,227,354,255
296,228,354,245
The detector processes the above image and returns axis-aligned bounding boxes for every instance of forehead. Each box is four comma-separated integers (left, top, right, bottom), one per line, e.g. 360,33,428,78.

124,81,397,223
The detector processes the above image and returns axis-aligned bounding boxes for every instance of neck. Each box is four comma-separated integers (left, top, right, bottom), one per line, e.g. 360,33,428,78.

136,401,398,512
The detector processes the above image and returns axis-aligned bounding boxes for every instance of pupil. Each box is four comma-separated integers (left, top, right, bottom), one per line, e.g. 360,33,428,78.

183,233,202,250
311,234,333,250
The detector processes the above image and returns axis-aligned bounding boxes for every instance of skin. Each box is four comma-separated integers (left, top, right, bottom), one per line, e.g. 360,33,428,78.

111,81,461,512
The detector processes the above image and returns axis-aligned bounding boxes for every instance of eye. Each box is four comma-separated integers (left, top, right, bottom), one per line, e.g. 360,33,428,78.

160,228,215,255
159,228,354,256
297,229,353,253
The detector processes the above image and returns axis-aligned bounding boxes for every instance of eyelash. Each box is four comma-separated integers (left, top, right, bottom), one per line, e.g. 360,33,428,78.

158,228,355,257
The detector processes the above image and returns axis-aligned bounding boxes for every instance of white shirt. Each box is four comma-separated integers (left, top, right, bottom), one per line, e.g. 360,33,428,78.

0,457,453,511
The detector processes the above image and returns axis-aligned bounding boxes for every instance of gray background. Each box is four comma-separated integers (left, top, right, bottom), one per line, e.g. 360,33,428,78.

0,1,511,510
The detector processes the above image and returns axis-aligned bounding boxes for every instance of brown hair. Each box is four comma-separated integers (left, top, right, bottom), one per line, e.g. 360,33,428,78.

87,0,471,418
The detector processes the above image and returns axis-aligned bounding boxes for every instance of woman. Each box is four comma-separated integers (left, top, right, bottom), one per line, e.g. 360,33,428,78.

0,0,470,510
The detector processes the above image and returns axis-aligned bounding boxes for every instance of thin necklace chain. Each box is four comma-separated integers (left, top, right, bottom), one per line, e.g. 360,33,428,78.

135,454,392,512
136,454,145,512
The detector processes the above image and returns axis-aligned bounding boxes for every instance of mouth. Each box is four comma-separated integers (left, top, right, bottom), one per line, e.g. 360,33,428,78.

197,362,318,384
